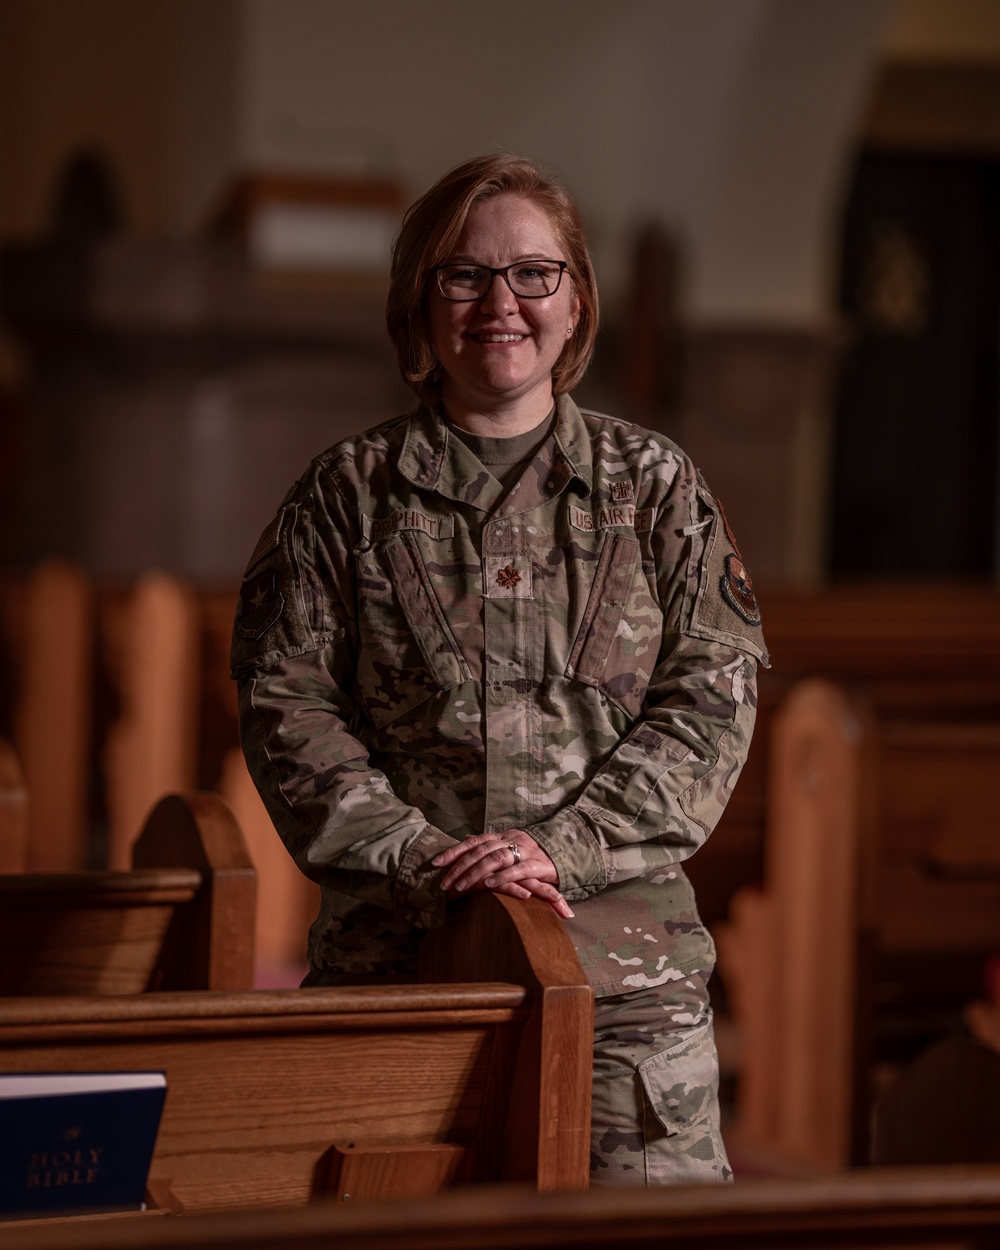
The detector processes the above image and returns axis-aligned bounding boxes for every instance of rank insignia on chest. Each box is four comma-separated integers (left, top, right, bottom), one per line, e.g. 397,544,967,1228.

483,556,533,599
720,554,762,626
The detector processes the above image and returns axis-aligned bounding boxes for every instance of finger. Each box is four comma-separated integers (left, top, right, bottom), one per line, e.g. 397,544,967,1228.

492,876,574,919
431,843,471,868
523,881,575,919
490,882,574,918
431,833,500,869
436,839,505,890
491,881,534,901
443,842,516,893
483,859,557,891
521,881,574,919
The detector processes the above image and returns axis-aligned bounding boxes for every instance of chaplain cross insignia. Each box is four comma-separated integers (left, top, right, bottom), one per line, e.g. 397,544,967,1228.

496,565,521,589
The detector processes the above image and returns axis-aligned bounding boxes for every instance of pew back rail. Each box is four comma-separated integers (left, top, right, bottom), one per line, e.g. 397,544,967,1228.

0,893,594,1212
0,792,256,995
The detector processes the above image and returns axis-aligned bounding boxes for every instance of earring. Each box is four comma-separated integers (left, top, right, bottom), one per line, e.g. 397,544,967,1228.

566,326,574,337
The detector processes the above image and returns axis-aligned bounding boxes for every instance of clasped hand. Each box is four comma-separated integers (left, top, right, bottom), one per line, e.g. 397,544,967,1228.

431,832,574,919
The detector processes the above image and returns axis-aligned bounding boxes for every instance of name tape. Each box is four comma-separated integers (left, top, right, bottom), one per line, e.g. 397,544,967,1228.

570,505,652,533
365,509,456,542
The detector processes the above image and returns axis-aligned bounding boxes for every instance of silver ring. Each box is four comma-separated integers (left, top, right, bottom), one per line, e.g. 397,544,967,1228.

508,843,521,865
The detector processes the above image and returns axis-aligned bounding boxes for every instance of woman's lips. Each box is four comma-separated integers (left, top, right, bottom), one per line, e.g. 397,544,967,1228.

472,333,527,342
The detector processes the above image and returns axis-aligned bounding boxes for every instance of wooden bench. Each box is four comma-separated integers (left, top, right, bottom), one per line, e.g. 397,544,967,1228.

0,792,255,994
0,735,28,869
687,581,1000,931
0,561,93,871
0,892,593,1214
4,1166,1000,1249
718,677,1000,1172
7,572,999,942
0,564,315,984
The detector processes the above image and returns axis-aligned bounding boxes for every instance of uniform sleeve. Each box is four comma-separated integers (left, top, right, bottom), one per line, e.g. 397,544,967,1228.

526,469,767,902
230,471,459,930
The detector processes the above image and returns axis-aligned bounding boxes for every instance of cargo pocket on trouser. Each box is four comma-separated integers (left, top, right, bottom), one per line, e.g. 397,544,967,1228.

638,1018,732,1185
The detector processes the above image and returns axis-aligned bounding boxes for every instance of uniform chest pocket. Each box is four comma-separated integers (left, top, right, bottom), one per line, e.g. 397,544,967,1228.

566,532,660,717
356,531,471,728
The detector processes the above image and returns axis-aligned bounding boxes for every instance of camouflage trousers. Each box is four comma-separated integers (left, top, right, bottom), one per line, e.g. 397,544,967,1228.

590,971,732,1186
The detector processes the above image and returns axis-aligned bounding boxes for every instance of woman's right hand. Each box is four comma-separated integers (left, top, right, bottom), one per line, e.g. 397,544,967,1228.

431,832,574,919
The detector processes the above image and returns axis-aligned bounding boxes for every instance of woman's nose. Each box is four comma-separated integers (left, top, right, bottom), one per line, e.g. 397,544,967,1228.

478,271,519,316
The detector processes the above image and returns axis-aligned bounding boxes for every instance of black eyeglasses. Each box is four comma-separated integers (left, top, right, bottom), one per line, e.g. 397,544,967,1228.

433,260,568,301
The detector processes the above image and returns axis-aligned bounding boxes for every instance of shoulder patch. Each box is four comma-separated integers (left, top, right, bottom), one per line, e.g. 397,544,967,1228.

720,553,762,625
234,568,285,640
244,513,282,574
686,485,769,666
230,498,317,678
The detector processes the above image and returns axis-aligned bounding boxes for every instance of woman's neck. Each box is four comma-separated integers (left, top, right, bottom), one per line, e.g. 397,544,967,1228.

440,383,556,437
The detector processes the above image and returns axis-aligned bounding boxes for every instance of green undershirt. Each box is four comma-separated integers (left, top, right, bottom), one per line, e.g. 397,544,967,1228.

447,409,556,492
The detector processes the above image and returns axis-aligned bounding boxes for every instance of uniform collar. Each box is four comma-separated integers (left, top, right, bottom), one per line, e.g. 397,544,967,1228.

397,394,593,512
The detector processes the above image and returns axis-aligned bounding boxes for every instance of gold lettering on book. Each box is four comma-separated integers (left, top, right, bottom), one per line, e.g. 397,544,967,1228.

27,1146,102,1188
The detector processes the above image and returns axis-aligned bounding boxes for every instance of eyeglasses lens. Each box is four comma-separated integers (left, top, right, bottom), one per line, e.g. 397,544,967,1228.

436,262,564,300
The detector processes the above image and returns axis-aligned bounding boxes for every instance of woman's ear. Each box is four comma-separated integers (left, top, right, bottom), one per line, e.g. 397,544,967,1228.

569,288,581,335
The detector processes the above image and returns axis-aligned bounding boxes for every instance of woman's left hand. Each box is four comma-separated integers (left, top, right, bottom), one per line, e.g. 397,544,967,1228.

432,832,574,919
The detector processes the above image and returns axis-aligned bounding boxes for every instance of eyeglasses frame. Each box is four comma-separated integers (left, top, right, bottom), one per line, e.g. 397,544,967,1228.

432,259,569,302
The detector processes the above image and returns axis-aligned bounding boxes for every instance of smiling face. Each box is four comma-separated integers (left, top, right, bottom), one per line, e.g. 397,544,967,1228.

426,193,580,434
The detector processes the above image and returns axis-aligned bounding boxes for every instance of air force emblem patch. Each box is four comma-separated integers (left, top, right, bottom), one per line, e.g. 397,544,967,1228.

720,553,761,626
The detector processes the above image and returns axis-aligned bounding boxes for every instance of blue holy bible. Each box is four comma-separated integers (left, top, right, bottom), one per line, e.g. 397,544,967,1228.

0,1072,167,1220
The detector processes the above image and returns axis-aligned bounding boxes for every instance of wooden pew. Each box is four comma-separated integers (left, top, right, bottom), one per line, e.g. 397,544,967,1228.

0,735,28,869
0,792,255,994
0,561,94,870
4,1166,1000,1249
0,892,593,1215
6,574,998,951
0,564,334,983
718,677,1000,1173
217,747,317,985
103,575,314,982
102,574,202,870
686,581,1000,932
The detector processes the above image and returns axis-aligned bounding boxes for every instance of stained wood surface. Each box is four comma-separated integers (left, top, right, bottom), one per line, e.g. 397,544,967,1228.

0,893,592,1212
321,1142,470,1202
0,792,255,994
11,561,93,870
720,675,1000,1173
718,680,867,1171
0,735,28,870
132,791,256,991
4,1166,1000,1249
218,746,317,980
757,583,1000,683
10,572,996,982
0,991,517,1212
104,575,201,869
690,582,1000,932
420,893,594,1192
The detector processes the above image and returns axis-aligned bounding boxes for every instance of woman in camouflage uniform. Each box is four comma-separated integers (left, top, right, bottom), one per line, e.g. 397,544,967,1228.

231,154,767,1185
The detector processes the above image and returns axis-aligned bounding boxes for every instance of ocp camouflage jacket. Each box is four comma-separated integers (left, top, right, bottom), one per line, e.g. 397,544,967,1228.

230,394,768,998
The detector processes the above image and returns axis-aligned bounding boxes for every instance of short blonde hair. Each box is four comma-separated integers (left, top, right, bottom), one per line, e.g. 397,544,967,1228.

387,153,599,404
